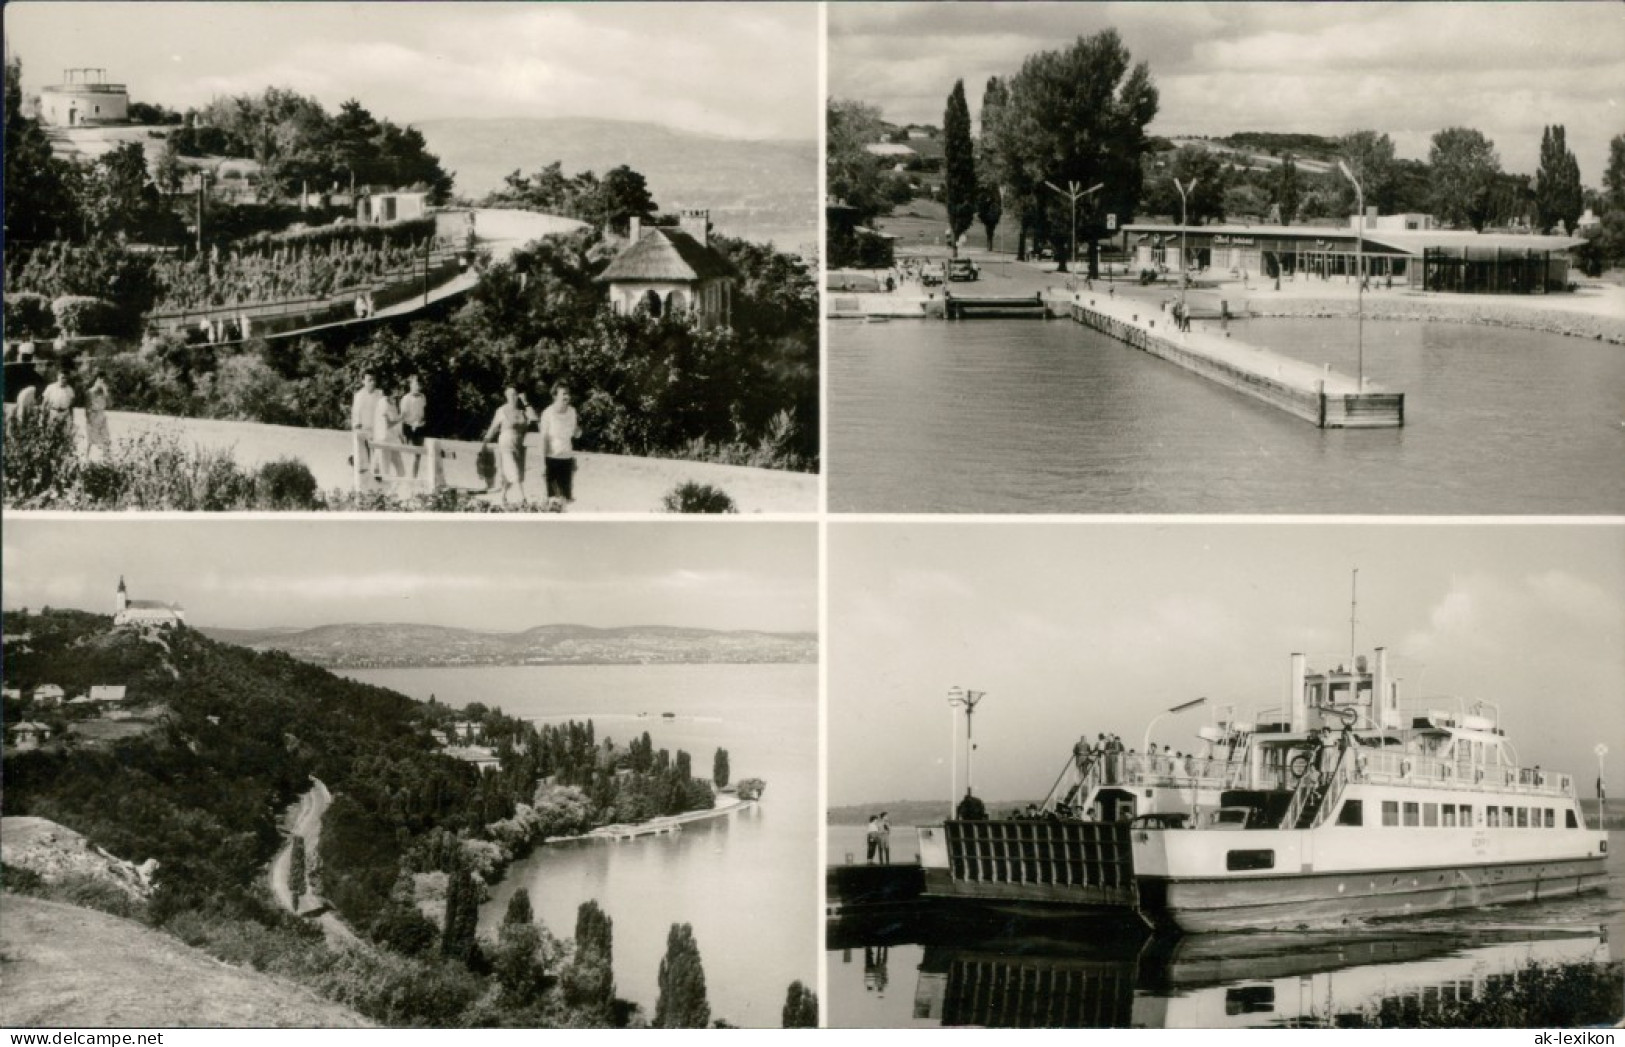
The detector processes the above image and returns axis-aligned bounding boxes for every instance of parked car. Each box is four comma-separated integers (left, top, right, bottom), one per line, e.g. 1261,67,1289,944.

947,258,980,282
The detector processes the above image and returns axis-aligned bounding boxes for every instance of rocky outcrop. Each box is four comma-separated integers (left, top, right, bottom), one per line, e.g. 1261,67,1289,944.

1,816,157,900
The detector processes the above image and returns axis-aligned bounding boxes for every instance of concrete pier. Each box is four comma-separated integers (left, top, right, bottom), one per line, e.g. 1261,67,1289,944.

1047,291,1405,429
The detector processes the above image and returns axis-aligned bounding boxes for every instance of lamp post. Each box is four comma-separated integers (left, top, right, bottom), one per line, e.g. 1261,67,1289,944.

1173,178,1198,316
1142,696,1208,759
1044,180,1103,276
1597,743,1609,823
948,686,987,796
1337,161,1366,391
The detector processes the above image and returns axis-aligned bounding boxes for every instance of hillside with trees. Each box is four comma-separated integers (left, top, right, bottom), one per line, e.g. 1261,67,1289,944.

1,607,773,1026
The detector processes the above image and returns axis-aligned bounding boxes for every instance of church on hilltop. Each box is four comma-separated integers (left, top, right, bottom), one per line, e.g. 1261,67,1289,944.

114,577,185,628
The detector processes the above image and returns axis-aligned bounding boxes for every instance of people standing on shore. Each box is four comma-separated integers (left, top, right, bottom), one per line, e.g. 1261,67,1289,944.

877,811,892,864
483,385,538,505
865,813,882,863
84,372,112,461
540,382,579,504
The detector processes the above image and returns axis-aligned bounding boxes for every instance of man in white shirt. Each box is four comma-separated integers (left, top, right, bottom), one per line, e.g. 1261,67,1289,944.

350,372,381,432
540,382,580,502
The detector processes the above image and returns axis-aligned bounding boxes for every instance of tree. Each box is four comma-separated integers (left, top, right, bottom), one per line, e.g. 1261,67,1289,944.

4,57,84,243
1604,134,1625,213
288,835,307,901
943,80,977,252
562,899,616,1017
782,980,819,1028
1145,146,1226,225
1272,154,1300,225
1338,131,1399,216
826,99,891,223
990,30,1159,276
441,860,480,964
587,165,658,236
1534,125,1584,234
654,922,710,1028
1429,126,1502,231
712,748,730,789
503,886,534,927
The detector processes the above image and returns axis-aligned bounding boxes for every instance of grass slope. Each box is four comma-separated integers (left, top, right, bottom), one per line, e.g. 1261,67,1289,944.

0,895,370,1028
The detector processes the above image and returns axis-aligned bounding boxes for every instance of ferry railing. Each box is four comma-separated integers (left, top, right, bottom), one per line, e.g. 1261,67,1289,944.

1349,747,1574,797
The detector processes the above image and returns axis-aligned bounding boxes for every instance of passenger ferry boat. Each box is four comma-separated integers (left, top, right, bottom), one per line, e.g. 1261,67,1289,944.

916,647,1609,931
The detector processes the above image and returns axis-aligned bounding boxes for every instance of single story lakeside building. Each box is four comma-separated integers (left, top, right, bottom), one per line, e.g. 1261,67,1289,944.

1122,218,1588,294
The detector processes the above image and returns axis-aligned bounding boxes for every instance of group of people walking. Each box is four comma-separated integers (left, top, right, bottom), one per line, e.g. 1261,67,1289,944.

9,359,113,462
350,372,429,481
350,373,580,506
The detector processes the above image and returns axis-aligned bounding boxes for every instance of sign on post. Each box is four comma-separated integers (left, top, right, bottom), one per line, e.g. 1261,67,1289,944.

1106,213,1117,231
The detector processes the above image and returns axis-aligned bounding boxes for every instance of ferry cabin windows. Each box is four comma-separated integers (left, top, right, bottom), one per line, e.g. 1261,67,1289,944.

1226,849,1275,871
1423,802,1439,827
1441,804,1457,827
1403,801,1420,827
1369,799,1564,829
1335,799,1363,826
1459,804,1472,825
1566,810,1578,829
1382,800,1400,826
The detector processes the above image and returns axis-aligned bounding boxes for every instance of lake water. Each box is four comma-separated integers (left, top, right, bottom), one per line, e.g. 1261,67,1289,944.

346,664,817,1028
827,318,1625,514
826,829,1625,1028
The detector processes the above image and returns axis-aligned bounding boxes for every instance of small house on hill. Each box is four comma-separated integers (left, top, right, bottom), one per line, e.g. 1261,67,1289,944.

359,190,428,224
89,686,128,703
7,722,52,750
598,209,734,329
32,684,65,706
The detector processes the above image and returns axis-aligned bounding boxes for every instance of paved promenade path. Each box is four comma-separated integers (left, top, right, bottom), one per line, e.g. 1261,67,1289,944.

82,409,817,513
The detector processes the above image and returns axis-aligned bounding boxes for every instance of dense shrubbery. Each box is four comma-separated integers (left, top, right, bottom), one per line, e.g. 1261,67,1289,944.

3,242,161,339
4,291,57,339
1,416,318,511
662,481,737,514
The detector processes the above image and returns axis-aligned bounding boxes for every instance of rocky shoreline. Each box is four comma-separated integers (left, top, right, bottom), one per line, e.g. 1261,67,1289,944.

1234,294,1625,346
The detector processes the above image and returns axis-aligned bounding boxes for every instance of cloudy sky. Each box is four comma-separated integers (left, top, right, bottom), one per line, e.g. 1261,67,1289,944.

3,519,817,634
829,523,1625,806
831,2,1625,182
4,2,818,140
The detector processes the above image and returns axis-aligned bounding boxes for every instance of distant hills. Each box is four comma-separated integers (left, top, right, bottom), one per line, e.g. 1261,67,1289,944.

413,117,817,249
200,622,818,669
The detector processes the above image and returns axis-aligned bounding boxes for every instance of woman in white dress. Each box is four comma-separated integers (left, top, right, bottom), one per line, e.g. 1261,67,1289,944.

482,386,537,504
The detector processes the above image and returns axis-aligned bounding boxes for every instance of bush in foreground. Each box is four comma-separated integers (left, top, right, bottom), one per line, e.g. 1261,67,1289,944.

661,481,736,514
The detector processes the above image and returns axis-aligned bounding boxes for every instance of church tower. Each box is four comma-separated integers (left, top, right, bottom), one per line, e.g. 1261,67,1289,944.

116,576,128,616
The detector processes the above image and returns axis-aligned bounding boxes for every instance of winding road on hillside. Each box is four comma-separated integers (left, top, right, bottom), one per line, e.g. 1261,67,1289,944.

270,778,358,947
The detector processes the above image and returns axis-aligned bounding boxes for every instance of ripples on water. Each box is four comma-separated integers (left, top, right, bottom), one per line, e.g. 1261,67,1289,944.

828,318,1625,514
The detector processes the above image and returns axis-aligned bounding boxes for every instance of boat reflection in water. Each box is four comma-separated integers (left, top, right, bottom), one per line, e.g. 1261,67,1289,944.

827,910,1618,1028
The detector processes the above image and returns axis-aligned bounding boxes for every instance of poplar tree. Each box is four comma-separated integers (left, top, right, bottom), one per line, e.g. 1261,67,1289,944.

782,980,819,1028
563,900,616,1017
441,861,480,964
943,79,977,252
712,748,730,789
654,923,711,1028
288,836,307,902
1535,125,1584,233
